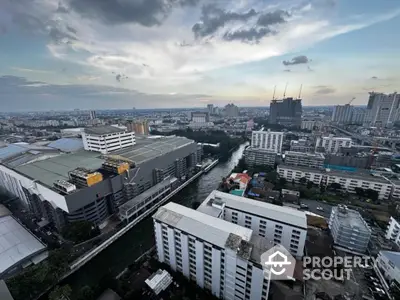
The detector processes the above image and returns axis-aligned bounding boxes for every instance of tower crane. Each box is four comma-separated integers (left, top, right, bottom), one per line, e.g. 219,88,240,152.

348,97,356,105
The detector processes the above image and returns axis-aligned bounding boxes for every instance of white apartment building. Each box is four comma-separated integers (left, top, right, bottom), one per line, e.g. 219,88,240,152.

251,130,283,153
376,251,400,286
277,165,393,200
284,151,325,169
197,190,307,258
153,202,273,300
391,180,400,200
243,148,276,167
331,104,353,124
329,205,371,253
385,217,400,247
315,135,352,154
82,126,136,154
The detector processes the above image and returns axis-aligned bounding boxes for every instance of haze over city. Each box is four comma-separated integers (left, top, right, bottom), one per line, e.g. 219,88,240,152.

1,0,400,111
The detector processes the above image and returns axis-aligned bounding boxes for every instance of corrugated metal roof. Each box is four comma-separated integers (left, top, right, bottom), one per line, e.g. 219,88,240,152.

47,138,83,152
0,144,26,161
0,215,46,275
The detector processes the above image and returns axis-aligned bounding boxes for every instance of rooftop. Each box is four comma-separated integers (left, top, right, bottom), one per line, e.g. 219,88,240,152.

379,251,400,269
47,138,83,152
0,215,46,275
111,136,194,165
153,202,253,249
84,126,125,135
285,151,325,159
332,206,371,233
199,191,307,229
14,150,103,188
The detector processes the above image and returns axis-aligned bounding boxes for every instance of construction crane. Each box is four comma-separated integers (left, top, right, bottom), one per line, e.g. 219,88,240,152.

348,97,356,105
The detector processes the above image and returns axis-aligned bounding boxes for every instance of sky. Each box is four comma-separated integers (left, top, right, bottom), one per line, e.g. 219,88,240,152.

1,0,400,111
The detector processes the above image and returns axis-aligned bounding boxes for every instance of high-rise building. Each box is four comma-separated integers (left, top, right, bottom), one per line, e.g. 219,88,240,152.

315,135,352,154
351,108,366,125
224,103,239,118
269,97,302,127
251,130,283,153
331,104,353,124
191,112,210,123
329,205,371,253
127,120,149,135
89,110,97,120
207,104,214,115
365,92,400,127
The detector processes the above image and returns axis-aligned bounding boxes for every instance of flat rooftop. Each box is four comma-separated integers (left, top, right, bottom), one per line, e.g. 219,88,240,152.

332,206,370,232
111,136,194,165
14,150,103,188
199,190,307,229
153,202,253,249
278,164,391,184
84,126,125,135
285,151,325,159
0,215,46,275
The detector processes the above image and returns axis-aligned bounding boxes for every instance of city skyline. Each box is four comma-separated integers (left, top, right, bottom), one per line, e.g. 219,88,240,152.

1,0,400,111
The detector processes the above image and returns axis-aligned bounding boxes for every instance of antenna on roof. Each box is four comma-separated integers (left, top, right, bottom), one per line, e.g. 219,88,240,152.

272,85,276,100
298,84,303,99
283,82,288,98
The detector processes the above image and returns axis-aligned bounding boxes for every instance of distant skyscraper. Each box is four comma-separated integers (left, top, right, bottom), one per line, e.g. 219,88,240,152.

351,108,366,125
127,120,149,135
331,104,353,124
224,103,239,117
89,110,97,120
207,104,214,115
269,97,302,127
365,92,400,127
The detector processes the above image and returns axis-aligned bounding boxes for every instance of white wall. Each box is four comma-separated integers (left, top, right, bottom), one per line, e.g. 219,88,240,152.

385,217,400,247
82,131,135,154
251,130,283,153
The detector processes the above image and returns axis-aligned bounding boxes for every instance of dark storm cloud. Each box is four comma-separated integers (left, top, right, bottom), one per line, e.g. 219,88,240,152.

223,27,273,43
257,10,289,26
67,0,200,27
0,75,212,111
282,55,310,66
192,5,257,38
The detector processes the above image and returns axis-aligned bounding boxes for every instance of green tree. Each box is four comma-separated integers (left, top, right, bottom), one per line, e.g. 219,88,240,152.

49,285,72,300
278,178,287,186
299,177,307,185
62,220,99,243
329,182,341,191
265,171,278,183
291,179,295,186
77,286,95,300
365,189,379,202
306,181,313,189
354,187,364,197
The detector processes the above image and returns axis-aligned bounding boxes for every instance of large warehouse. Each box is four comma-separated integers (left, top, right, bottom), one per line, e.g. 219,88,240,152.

0,134,200,230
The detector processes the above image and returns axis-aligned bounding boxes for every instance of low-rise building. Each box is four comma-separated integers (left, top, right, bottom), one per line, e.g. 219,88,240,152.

329,205,371,253
284,151,325,169
277,165,393,200
376,251,400,287
82,126,136,154
145,269,173,295
244,147,276,166
385,216,400,247
289,139,313,153
301,120,315,131
315,135,352,154
251,130,284,153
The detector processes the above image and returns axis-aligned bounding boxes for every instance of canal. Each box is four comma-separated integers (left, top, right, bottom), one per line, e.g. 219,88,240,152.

62,142,248,292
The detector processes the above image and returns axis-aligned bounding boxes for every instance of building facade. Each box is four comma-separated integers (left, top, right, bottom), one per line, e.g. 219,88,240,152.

243,148,276,167
329,205,371,253
315,135,352,154
385,217,400,247
127,120,149,135
365,92,400,127
191,112,210,123
197,191,307,258
251,130,283,153
82,126,136,154
284,151,325,169
376,251,400,287
301,120,315,131
331,104,353,124
290,139,313,153
224,104,239,118
153,202,273,300
207,104,214,115
269,98,302,127
351,108,366,125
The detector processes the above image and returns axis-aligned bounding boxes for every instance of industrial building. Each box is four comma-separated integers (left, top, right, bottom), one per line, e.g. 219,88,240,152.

197,191,307,258
284,151,325,169
269,97,302,127
328,205,371,253
277,165,393,200
0,205,47,279
251,130,284,153
315,135,352,154
153,202,274,300
0,135,200,230
243,147,276,167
